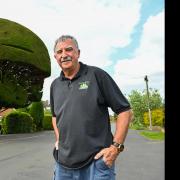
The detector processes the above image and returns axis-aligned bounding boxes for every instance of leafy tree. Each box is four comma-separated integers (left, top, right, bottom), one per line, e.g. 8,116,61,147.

128,89,164,127
143,88,163,110
128,90,146,126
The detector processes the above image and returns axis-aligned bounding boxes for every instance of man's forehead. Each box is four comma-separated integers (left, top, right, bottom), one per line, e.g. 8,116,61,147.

57,40,75,48
61,39,74,45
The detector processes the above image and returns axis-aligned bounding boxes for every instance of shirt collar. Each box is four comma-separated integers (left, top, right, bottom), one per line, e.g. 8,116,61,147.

60,62,88,81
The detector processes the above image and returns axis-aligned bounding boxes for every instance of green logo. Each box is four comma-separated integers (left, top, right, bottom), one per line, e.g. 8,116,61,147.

79,81,89,90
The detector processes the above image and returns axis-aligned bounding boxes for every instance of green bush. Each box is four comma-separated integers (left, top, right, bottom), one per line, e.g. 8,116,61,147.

1,111,34,134
29,101,44,130
143,108,164,127
43,114,53,130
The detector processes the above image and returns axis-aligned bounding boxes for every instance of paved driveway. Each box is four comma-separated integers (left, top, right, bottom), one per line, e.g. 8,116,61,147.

115,129,164,180
0,128,164,180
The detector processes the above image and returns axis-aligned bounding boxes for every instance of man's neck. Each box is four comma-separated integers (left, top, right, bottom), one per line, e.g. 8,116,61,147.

63,62,80,80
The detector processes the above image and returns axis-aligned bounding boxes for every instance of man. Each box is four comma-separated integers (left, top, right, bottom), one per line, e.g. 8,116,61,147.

50,35,132,180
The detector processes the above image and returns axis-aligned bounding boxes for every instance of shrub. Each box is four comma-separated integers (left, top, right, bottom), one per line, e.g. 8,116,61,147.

43,114,53,130
1,111,34,134
29,101,44,130
143,108,164,127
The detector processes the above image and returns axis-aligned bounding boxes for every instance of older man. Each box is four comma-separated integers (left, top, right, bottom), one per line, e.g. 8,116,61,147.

50,35,132,180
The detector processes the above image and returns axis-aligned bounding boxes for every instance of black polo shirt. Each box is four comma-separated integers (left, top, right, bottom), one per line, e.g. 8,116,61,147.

50,62,131,169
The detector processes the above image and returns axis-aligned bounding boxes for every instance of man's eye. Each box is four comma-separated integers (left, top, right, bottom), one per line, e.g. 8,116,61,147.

57,50,62,54
66,47,73,52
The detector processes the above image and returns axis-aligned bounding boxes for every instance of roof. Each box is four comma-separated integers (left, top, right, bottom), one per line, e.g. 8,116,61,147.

0,108,13,118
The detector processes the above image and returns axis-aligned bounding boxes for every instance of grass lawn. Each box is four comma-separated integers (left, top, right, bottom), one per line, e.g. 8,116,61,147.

139,130,165,140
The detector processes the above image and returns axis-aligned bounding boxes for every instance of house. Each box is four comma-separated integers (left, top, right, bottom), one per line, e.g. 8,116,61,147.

0,108,14,120
0,108,14,134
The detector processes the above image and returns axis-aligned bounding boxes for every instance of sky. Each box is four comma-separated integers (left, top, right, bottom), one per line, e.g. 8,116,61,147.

0,0,164,103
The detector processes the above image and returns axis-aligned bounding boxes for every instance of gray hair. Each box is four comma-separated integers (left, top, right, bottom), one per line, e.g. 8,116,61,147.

54,35,79,52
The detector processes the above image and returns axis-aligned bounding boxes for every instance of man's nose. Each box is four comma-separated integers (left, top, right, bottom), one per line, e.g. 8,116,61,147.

61,51,68,60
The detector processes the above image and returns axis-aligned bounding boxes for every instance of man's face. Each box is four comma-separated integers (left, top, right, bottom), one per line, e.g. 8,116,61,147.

54,39,80,71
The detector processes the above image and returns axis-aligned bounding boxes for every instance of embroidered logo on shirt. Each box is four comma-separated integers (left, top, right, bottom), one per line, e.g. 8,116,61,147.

79,81,89,90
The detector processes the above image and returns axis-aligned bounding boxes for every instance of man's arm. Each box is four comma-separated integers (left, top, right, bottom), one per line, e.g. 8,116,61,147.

113,109,133,144
52,117,59,149
94,109,133,167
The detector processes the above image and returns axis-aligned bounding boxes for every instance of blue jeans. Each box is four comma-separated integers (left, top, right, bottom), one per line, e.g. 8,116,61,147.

53,158,116,180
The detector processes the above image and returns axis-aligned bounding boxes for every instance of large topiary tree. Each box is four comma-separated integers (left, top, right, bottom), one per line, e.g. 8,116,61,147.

0,18,51,108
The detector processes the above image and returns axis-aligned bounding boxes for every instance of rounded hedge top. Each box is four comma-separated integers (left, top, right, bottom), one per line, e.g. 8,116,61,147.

0,18,51,75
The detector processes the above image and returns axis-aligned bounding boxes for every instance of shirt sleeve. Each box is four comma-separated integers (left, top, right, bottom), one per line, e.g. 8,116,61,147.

95,69,131,115
50,82,56,117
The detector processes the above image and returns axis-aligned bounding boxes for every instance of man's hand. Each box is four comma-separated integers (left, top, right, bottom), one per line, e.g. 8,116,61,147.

94,145,119,167
55,140,59,150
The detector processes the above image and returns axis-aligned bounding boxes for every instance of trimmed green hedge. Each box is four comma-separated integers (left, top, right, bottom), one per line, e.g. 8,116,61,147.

29,101,44,130
1,111,34,134
0,18,51,73
0,18,51,108
43,114,53,130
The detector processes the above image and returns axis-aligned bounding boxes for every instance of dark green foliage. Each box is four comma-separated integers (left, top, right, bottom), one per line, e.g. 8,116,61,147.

1,111,33,134
0,60,45,108
0,18,51,108
0,18,50,72
43,114,53,130
0,77,28,108
29,101,44,130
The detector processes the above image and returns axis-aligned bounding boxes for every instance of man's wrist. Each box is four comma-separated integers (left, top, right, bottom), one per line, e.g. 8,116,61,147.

112,141,124,153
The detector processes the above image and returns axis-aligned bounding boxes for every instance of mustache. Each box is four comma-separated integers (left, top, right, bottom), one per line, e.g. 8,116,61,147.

61,56,72,63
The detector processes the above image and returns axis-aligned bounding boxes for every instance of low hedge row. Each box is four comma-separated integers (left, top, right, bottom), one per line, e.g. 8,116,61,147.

2,111,34,134
1,110,53,134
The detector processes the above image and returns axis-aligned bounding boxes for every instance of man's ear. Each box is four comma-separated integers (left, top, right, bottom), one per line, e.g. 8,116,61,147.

78,49,80,58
